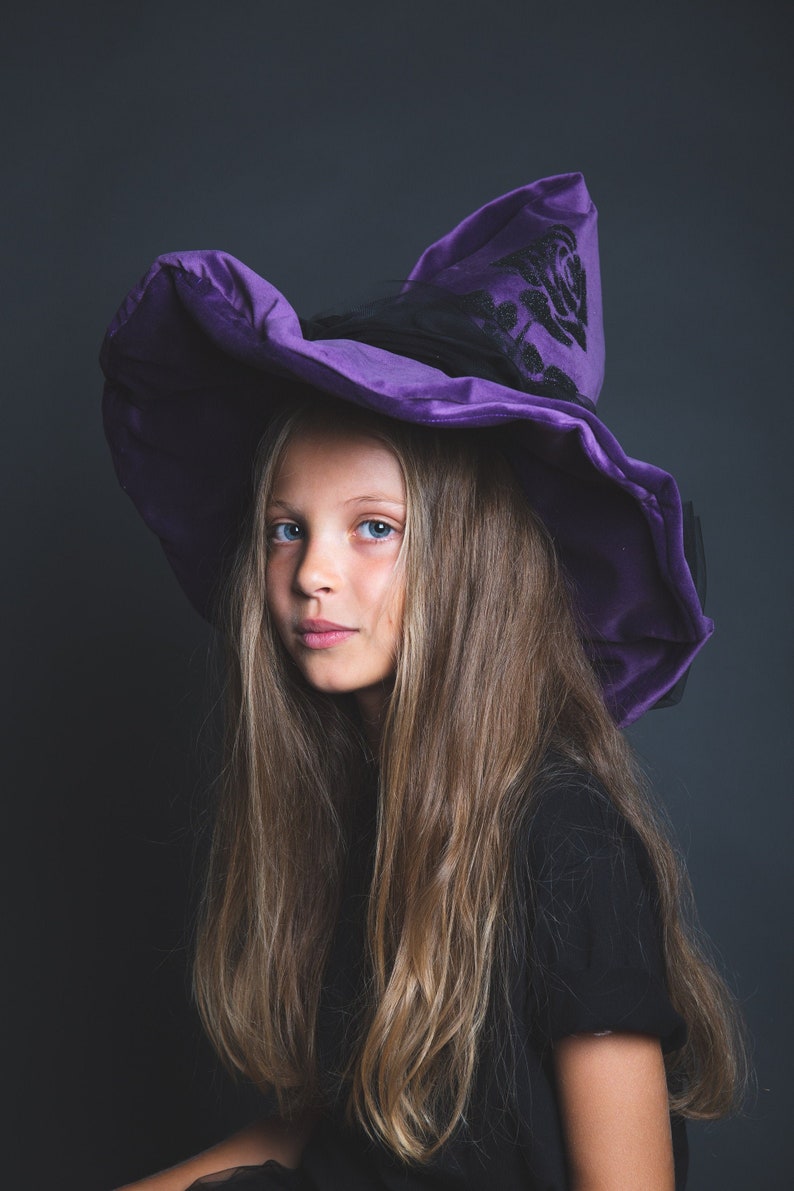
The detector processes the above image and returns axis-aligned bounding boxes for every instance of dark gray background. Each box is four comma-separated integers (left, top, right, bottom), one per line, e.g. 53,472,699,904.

3,2,791,1188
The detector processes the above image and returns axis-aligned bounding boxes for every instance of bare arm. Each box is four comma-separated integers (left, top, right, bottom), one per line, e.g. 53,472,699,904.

553,1032,675,1191
113,1109,320,1191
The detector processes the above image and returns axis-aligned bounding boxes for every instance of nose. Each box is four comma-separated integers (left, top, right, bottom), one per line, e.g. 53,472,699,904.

293,534,341,597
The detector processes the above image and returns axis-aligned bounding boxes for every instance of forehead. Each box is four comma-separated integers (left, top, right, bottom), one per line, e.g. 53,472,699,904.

271,423,405,498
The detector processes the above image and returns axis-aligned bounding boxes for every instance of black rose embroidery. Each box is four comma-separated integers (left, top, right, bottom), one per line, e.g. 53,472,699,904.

518,345,579,401
458,224,590,407
460,290,519,332
495,224,588,351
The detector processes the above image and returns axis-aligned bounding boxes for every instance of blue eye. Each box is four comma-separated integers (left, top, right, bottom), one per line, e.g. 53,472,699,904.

359,520,394,540
271,522,303,542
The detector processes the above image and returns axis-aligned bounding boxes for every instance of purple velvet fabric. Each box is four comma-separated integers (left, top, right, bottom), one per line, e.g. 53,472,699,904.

100,172,712,726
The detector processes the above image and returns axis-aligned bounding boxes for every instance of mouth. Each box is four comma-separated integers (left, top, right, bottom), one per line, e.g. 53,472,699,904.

296,619,357,650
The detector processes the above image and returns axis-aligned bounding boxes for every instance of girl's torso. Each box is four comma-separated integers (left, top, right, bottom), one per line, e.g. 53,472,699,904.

191,763,688,1190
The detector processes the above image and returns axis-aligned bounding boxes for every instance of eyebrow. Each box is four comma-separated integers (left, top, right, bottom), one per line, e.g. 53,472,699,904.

344,494,405,508
267,495,405,510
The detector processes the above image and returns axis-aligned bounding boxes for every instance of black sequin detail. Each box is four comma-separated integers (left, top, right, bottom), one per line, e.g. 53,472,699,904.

521,344,544,373
494,224,588,351
495,300,518,330
459,223,591,408
461,290,496,320
541,366,580,401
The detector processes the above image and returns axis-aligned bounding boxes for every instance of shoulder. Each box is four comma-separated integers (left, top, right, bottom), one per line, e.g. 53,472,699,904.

522,759,645,880
518,759,686,1050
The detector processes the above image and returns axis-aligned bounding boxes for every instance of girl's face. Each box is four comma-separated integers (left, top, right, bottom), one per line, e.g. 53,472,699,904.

265,424,406,721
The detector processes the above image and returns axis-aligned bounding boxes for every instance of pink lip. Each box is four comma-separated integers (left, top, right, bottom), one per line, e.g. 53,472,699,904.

297,619,357,650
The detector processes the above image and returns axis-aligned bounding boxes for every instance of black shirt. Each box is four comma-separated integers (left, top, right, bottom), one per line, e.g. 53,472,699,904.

190,766,688,1190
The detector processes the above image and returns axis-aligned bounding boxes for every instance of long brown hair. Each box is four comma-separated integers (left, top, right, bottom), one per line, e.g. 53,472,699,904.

194,399,746,1163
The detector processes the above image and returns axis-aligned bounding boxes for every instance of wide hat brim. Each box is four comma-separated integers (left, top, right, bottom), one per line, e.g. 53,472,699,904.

100,173,712,727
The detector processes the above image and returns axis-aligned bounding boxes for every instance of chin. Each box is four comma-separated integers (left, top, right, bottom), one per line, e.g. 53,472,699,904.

297,667,361,696
298,666,393,700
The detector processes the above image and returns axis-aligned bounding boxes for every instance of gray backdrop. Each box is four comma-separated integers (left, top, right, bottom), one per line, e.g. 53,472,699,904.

3,2,791,1188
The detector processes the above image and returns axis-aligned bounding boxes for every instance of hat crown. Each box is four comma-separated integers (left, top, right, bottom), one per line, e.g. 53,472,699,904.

407,173,604,407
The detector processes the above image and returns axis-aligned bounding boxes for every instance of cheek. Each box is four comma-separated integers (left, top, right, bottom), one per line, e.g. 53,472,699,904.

379,575,405,640
264,560,289,623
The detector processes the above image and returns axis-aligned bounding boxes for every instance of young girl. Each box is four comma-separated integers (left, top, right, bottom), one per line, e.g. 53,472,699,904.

101,173,745,1190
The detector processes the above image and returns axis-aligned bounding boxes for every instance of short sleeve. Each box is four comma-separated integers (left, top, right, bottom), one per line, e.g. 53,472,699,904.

524,772,686,1053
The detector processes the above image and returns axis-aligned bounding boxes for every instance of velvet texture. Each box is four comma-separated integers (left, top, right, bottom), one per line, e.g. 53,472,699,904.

100,173,712,726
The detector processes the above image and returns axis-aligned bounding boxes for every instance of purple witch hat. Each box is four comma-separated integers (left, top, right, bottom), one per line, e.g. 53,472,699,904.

100,173,712,726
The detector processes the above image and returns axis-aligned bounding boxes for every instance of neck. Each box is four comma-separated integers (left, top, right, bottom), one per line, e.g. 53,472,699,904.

355,684,392,751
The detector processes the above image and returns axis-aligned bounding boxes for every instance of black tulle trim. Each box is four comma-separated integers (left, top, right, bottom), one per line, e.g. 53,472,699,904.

301,284,596,411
